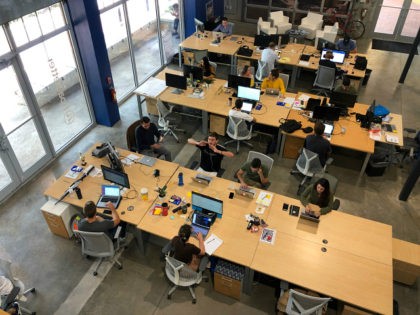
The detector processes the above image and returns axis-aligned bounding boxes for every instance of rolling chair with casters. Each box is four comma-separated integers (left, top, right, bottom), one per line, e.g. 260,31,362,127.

126,120,141,152
286,289,331,314
0,258,36,315
311,66,336,96
279,73,290,91
398,128,419,167
74,229,123,276
224,116,253,153
291,148,333,192
255,60,269,82
156,99,185,143
162,242,208,304
235,151,274,188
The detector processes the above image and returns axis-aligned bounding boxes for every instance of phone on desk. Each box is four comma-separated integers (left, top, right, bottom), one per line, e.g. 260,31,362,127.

255,104,262,110
282,203,289,211
103,209,112,215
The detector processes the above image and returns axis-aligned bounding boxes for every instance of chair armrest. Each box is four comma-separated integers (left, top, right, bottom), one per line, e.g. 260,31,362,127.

325,157,333,165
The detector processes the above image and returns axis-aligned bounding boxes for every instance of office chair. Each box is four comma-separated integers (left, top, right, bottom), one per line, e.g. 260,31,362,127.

74,230,123,276
279,73,290,91
285,289,331,314
311,66,336,96
255,60,269,82
290,148,332,190
398,128,419,167
309,173,341,210
126,120,141,152
0,257,36,315
156,99,184,143
247,151,274,175
224,116,253,153
162,242,208,304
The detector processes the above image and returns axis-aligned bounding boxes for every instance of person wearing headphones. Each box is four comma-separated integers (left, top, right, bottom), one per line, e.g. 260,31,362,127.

78,201,126,240
171,224,205,271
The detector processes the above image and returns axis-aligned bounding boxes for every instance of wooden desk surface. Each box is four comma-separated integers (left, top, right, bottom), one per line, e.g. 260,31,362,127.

268,195,393,265
138,167,273,267
251,232,393,315
180,33,247,56
44,145,179,225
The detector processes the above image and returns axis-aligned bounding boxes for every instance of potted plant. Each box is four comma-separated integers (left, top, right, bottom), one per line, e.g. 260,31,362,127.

157,185,167,200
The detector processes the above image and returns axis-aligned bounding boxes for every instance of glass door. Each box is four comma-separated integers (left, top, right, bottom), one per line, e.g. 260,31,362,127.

372,0,420,42
158,0,182,64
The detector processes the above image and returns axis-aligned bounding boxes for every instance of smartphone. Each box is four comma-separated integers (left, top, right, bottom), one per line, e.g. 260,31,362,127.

255,104,262,110
282,203,289,211
229,192,234,199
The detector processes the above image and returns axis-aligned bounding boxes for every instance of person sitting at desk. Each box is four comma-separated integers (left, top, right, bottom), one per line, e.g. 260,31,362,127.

261,68,286,96
135,116,172,161
200,56,216,79
187,132,234,176
213,17,233,36
229,99,255,127
78,201,127,240
319,50,344,77
335,76,357,94
240,65,254,87
171,224,205,271
336,34,357,54
300,177,334,216
261,42,278,72
304,121,332,167
236,158,270,189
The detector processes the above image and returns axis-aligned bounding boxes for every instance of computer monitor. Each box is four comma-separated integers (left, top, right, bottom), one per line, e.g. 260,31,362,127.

330,91,357,109
191,191,223,218
183,64,203,81
237,86,260,102
194,18,204,33
165,72,187,94
227,74,251,90
320,49,346,64
278,34,290,47
317,38,335,51
313,106,341,121
254,34,280,48
101,164,130,189
106,142,124,172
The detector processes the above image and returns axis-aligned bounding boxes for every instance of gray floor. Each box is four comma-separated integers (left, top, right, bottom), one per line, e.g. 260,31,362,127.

1,22,419,315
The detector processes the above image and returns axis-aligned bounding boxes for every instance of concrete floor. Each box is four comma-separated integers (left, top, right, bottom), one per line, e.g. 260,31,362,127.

0,22,419,315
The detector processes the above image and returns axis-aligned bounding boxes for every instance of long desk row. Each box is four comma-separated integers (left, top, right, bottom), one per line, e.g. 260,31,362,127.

44,148,393,314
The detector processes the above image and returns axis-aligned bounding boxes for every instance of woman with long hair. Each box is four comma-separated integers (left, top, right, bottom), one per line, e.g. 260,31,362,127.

299,178,334,216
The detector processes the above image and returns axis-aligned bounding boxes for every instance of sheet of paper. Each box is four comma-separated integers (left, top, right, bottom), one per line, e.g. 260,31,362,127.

121,153,140,165
386,134,399,144
260,228,276,245
204,234,223,255
283,97,295,108
64,170,79,179
298,94,310,102
298,61,309,66
133,77,167,98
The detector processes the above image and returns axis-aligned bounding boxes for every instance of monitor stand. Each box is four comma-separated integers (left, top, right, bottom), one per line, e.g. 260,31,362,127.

171,88,183,94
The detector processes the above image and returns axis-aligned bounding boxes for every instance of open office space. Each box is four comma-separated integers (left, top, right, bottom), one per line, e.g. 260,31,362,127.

0,1,419,314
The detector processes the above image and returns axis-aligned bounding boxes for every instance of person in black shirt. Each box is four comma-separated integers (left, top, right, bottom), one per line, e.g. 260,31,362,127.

304,121,332,166
187,132,234,176
135,116,172,161
319,50,345,77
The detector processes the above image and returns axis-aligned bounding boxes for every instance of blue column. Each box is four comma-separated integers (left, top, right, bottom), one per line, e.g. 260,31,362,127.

66,0,120,127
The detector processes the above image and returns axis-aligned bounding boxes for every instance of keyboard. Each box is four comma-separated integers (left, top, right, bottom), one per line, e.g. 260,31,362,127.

100,196,119,203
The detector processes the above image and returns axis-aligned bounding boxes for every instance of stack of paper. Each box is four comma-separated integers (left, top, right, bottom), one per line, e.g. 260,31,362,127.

283,97,295,108
256,191,273,207
204,234,223,255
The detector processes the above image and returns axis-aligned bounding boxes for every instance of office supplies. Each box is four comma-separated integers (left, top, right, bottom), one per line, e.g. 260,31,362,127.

97,185,121,208
139,155,157,167
191,211,212,240
55,165,95,204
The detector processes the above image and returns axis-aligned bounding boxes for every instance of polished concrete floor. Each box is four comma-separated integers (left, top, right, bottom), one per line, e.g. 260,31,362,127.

0,22,419,315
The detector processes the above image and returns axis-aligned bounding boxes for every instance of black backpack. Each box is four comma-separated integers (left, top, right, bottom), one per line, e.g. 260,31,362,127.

354,56,367,70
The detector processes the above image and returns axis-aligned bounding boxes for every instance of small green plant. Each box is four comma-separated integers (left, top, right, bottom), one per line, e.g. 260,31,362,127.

158,185,167,198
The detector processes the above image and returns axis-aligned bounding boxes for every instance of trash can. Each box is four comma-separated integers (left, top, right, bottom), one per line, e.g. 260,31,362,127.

362,68,372,86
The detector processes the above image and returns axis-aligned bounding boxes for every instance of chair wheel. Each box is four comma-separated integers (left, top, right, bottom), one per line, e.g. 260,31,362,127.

93,271,98,276
118,265,123,270
192,298,196,304
167,294,172,300
31,288,36,293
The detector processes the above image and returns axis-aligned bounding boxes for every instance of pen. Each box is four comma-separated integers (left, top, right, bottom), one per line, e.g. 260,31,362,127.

207,238,215,244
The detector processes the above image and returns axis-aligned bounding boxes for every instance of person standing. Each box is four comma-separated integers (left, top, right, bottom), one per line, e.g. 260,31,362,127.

169,3,179,37
261,42,278,73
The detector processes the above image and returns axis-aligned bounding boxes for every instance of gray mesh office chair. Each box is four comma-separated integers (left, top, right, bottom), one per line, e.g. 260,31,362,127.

286,289,331,315
225,116,253,153
74,230,122,276
156,99,184,142
0,257,36,315
312,65,336,96
279,73,290,91
255,60,269,82
247,151,274,175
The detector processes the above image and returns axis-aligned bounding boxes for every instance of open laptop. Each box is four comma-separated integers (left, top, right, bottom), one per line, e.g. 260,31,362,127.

300,212,320,223
235,186,256,199
139,155,157,167
192,173,212,185
241,101,253,114
97,185,121,208
323,123,334,140
266,88,279,96
191,211,212,239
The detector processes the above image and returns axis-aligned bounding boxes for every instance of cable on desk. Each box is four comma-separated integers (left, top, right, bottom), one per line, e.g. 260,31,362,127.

123,189,138,200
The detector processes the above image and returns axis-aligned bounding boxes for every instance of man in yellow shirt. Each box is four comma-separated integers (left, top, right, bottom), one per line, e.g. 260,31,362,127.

261,68,286,96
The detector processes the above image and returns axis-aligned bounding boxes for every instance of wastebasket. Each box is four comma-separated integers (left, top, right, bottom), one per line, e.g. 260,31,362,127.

362,68,372,86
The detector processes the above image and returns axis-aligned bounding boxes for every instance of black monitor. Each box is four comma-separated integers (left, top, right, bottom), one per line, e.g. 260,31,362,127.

313,106,341,121
183,64,203,81
227,74,251,90
106,142,124,172
317,38,335,51
101,164,130,189
330,91,357,109
165,72,187,94
191,191,223,218
254,34,280,48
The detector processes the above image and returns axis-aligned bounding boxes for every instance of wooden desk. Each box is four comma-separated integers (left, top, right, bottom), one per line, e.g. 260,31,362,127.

44,145,179,226
251,232,393,314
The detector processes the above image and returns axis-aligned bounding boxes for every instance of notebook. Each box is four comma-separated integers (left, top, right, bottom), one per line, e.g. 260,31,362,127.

266,88,280,96
323,123,334,140
191,211,212,240
139,155,157,167
97,185,121,208
241,101,253,114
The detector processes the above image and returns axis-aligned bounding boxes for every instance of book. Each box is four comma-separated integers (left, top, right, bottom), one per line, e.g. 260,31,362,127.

256,191,273,207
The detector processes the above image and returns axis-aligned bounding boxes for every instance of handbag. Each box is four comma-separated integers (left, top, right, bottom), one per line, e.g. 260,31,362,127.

279,119,302,133
237,45,253,57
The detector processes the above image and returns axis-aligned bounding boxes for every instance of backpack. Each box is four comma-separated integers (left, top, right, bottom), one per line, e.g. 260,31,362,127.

354,56,367,70
279,119,302,133
237,45,253,57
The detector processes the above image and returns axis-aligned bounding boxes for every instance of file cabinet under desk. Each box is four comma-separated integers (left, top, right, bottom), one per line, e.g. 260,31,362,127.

41,200,79,239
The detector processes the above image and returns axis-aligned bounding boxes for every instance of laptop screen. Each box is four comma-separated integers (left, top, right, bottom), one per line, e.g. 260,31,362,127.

191,191,223,216
102,185,120,196
192,212,212,228
237,86,260,101
324,124,334,135
321,49,346,64
241,102,253,112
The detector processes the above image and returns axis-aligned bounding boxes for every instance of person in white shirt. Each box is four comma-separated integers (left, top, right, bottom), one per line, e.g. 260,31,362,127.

228,99,255,133
261,42,278,72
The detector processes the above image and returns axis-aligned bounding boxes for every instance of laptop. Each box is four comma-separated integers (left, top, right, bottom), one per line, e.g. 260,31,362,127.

266,88,280,96
241,101,253,114
191,211,212,240
323,123,334,140
192,173,212,185
300,54,311,62
300,212,320,223
306,98,321,111
139,155,157,167
235,186,256,199
97,185,121,208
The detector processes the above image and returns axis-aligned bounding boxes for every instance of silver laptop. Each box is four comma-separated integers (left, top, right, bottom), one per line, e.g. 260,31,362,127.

300,212,320,223
235,186,256,199
241,101,253,114
192,173,212,185
97,185,121,208
191,211,212,240
266,88,279,96
139,155,157,167
323,123,334,140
